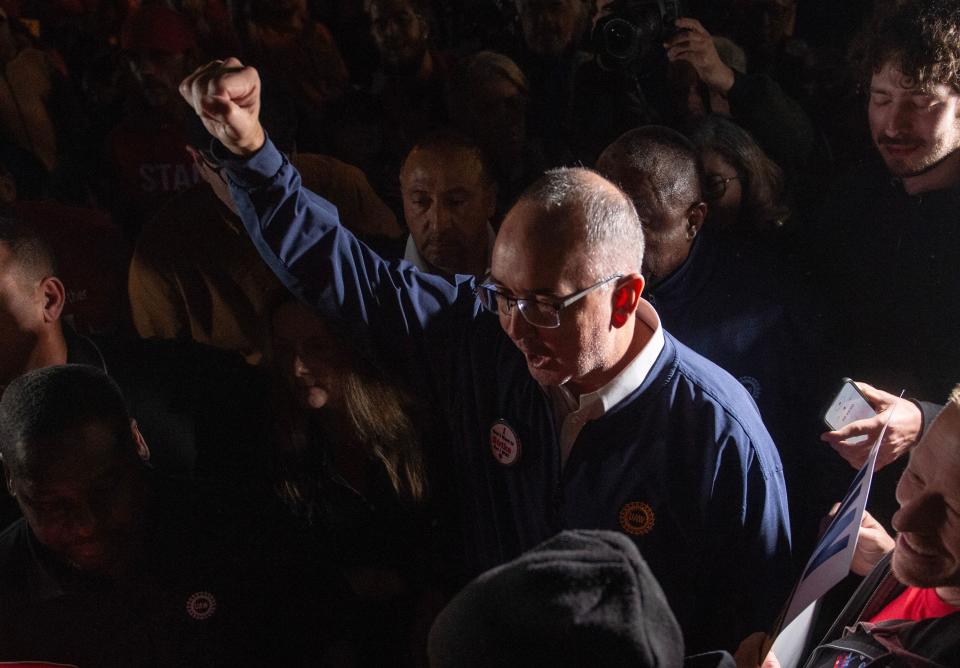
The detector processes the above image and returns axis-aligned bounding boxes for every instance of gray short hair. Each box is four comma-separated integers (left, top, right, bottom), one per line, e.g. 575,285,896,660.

517,167,644,277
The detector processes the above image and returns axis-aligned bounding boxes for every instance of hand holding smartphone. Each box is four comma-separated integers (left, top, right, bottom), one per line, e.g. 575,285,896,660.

824,378,877,445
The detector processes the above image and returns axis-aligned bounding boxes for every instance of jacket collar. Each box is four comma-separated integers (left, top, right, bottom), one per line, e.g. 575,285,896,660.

646,232,718,312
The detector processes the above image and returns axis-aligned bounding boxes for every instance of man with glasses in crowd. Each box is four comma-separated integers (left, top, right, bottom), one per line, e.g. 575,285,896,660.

179,58,792,653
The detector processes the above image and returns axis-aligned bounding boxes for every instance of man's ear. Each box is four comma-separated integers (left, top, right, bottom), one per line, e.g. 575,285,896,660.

130,419,150,463
610,274,645,328
686,202,707,240
39,276,65,324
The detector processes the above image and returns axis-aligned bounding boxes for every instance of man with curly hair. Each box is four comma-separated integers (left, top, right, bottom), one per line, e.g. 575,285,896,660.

857,0,960,193
814,0,960,528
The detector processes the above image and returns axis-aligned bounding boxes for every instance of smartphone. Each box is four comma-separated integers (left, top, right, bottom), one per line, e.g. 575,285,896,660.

824,378,876,444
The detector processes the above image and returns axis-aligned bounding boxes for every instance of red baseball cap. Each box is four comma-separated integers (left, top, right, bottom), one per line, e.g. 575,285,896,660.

121,4,196,54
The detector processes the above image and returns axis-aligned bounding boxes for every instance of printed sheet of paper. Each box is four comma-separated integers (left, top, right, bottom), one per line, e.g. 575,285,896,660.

777,397,902,632
770,601,817,668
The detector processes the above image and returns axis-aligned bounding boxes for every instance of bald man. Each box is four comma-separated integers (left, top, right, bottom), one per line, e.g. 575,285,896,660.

180,58,792,653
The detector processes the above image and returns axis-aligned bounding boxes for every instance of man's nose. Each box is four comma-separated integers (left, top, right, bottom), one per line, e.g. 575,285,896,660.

382,18,402,39
427,203,453,233
292,353,309,378
892,492,940,534
501,302,535,339
71,502,99,539
883,101,914,136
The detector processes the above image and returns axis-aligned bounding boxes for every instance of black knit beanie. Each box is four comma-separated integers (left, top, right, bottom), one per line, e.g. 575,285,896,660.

428,530,685,668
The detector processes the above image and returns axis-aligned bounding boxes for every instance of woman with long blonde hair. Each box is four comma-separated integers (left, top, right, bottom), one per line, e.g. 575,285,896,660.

270,296,439,666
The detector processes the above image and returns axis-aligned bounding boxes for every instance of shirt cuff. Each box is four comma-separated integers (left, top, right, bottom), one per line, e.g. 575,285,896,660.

912,399,943,437
212,134,285,189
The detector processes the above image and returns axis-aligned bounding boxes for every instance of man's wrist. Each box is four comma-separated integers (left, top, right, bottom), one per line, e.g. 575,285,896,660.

229,124,266,158
712,65,736,94
216,133,284,189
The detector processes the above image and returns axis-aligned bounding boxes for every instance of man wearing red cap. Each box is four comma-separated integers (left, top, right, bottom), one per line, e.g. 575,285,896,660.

106,4,202,236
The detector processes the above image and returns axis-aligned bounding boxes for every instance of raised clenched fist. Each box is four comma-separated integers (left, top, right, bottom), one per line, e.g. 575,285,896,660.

179,57,266,157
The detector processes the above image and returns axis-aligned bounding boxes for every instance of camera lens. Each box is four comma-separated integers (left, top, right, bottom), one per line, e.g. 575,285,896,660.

592,0,683,70
602,18,637,60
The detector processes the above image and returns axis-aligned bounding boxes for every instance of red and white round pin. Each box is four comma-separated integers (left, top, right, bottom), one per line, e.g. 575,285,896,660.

489,420,522,466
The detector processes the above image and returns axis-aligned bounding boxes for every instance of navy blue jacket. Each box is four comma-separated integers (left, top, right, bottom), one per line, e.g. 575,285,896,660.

648,231,835,559
224,139,792,652
648,232,804,442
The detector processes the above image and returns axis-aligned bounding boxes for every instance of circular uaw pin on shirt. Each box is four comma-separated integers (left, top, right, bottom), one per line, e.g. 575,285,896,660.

186,591,218,620
739,375,762,401
489,420,521,466
619,501,655,536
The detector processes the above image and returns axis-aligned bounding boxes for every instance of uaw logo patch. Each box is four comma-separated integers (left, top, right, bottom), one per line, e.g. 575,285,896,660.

739,375,762,401
489,420,521,466
186,591,217,620
619,501,655,536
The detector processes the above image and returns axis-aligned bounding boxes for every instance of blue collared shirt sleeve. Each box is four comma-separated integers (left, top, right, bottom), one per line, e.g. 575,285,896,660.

220,138,481,356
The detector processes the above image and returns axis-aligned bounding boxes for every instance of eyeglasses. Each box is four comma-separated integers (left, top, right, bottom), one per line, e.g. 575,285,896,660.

703,173,742,201
475,274,623,329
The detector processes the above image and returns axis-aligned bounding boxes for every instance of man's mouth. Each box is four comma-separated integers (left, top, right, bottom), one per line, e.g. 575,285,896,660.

424,233,463,249
879,139,922,155
517,343,552,369
526,353,550,368
67,540,107,564
897,533,941,559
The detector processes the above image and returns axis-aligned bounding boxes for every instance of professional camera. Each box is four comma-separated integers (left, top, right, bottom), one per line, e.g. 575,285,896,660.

592,0,686,70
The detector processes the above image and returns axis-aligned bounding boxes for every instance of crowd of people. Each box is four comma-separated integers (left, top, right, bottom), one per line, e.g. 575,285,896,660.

0,0,958,666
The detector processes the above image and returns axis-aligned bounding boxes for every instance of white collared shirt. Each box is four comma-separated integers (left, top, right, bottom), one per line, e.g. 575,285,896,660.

547,298,665,467
403,223,496,275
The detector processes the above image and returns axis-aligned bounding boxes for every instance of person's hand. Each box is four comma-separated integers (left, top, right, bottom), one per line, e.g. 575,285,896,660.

820,382,922,471
663,18,735,94
850,509,895,576
734,632,780,668
179,57,266,157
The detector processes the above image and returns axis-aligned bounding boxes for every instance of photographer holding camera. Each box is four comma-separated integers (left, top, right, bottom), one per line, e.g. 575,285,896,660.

572,2,816,193
568,0,676,163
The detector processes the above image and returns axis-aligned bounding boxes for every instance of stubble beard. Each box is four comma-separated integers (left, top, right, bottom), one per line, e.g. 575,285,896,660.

891,534,954,589
878,131,960,180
